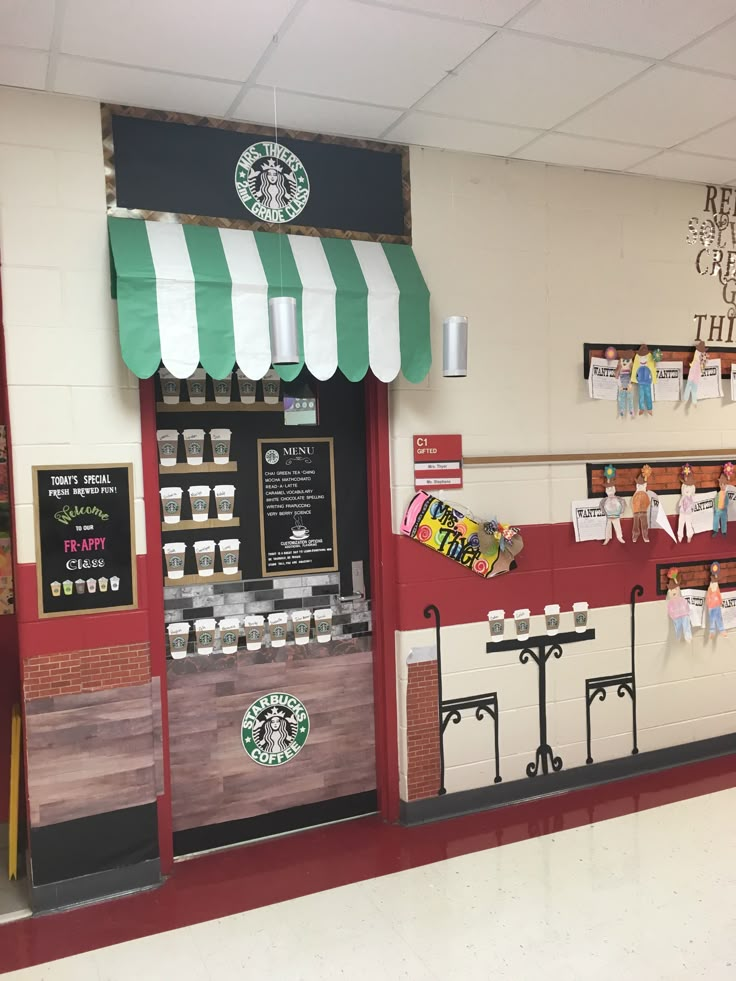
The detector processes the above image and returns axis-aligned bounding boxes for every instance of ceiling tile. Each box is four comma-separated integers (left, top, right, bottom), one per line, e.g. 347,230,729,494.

420,33,647,129
514,0,736,58
257,0,492,108
514,132,655,170
232,87,401,139
562,65,736,147
59,0,297,81
0,46,48,89
673,19,736,75
386,112,539,155
1,0,56,49
629,150,736,183
356,0,530,25
53,57,242,117
679,118,736,157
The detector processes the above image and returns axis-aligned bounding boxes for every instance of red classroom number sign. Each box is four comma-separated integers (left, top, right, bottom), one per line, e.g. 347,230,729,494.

413,434,463,491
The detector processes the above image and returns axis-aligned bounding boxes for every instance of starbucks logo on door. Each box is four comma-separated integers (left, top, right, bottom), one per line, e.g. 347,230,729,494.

235,142,310,224
241,692,309,766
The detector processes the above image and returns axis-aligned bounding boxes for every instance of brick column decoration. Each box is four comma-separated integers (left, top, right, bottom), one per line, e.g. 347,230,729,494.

405,651,440,801
22,643,151,700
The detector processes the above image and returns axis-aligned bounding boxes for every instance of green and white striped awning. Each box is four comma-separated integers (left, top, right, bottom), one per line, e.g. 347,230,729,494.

108,217,431,383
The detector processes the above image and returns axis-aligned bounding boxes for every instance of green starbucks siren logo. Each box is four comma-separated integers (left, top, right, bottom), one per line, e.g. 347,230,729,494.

235,142,310,224
241,692,309,766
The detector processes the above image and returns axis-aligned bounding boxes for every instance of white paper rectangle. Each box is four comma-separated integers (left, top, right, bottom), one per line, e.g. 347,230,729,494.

572,499,607,542
681,589,705,629
698,358,723,400
653,362,682,401
720,591,736,631
690,492,716,536
648,492,677,541
588,358,618,400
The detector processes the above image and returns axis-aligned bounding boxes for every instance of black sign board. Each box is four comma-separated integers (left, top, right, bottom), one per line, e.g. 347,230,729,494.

33,464,137,618
104,105,410,243
257,438,338,576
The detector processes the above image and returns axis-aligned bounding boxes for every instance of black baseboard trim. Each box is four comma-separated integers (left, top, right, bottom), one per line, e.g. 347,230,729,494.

30,858,161,914
400,734,736,826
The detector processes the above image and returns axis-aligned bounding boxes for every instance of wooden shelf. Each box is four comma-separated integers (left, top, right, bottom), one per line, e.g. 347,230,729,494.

157,401,283,413
161,518,240,532
164,573,242,587
464,448,733,466
159,462,237,474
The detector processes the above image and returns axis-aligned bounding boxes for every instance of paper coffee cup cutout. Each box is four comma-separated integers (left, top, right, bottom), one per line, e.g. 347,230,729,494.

186,368,207,404
75,578,86,595
219,617,240,654
110,576,120,592
183,428,206,466
194,540,216,577
98,577,109,593
212,374,232,404
86,578,97,594
291,610,312,645
50,581,61,597
514,608,531,640
164,542,187,579
159,367,180,405
62,580,73,596
268,612,288,647
160,486,183,524
544,604,560,636
194,618,216,655
236,369,257,404
262,368,281,404
188,485,211,522
157,429,179,467
168,621,190,659
244,614,265,651
487,609,505,643
214,485,235,521
210,429,232,465
573,602,589,633
314,608,333,643
218,539,240,575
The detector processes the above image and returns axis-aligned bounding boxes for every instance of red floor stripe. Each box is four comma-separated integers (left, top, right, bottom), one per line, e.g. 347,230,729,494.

2,755,736,974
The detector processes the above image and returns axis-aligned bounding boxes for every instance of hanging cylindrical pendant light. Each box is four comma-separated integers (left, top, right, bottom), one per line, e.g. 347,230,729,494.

269,296,299,364
443,316,468,377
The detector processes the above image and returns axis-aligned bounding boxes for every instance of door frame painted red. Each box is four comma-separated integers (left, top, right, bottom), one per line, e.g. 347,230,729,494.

140,373,400,868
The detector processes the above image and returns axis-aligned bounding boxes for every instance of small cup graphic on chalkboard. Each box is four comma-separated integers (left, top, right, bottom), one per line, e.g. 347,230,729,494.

186,368,207,405
212,374,232,404
75,578,86,595
157,430,179,467
98,577,109,593
210,429,232,465
50,581,61,597
159,367,180,405
110,576,120,592
290,514,310,541
86,578,97,594
218,539,240,576
214,485,235,520
195,540,216,577
188,486,211,522
62,580,73,596
183,429,206,466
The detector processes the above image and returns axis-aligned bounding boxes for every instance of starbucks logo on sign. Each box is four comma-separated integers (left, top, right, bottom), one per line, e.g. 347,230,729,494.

235,142,310,224
241,692,309,766
265,449,280,466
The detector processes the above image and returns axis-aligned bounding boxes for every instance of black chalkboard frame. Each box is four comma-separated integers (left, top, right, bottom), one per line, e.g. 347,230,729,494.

32,463,138,619
257,437,338,577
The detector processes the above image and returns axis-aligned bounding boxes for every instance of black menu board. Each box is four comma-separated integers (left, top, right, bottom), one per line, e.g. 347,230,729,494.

33,464,138,618
257,438,338,576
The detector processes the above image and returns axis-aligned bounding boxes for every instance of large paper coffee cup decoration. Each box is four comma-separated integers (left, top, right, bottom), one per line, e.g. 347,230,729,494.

514,609,531,640
218,617,240,654
268,612,288,647
244,615,265,651
212,374,232,404
186,368,207,404
168,622,190,659
214,485,236,520
210,429,232,465
544,604,560,636
573,602,589,632
236,370,257,404
183,429,206,466
195,618,216,655
157,430,179,467
164,542,186,579
262,368,281,404
194,540,216,577
314,608,333,643
487,610,505,642
188,485,211,522
218,539,240,575
160,486,183,523
291,610,312,645
401,491,523,579
159,367,180,404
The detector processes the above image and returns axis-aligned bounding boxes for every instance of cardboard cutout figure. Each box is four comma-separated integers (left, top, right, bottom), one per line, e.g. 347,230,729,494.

632,344,657,415
712,462,733,537
666,568,692,642
707,561,727,639
677,463,696,543
600,464,625,544
683,340,707,406
631,465,653,543
614,350,635,418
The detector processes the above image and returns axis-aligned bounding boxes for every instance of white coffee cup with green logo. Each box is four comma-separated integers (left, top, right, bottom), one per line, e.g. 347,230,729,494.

210,429,232,465
291,609,312,645
168,622,190,659
164,542,187,579
262,368,281,405
573,602,589,633
188,485,211,522
159,367,180,405
183,429,206,466
214,485,235,520
160,486,183,523
195,618,216,655
487,609,505,643
218,617,240,654
314,608,333,643
212,374,232,404
514,609,531,641
157,430,179,467
186,367,207,404
268,612,288,647
236,369,257,404
244,615,265,651
194,540,216,577
218,538,240,575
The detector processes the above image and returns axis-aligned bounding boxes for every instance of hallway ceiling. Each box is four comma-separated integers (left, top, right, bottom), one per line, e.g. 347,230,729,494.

4,0,736,184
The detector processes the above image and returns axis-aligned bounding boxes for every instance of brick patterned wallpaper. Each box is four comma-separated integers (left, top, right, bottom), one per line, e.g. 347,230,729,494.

588,461,731,497
656,559,736,594
406,659,440,802
23,644,151,701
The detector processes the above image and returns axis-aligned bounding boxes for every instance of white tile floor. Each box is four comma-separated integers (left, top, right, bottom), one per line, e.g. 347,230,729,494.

6,788,736,979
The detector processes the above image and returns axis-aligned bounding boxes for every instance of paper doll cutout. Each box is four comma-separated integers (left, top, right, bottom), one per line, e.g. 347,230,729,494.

666,568,692,642
632,344,657,415
600,464,625,544
615,350,635,419
677,463,696,543
707,561,727,639
631,465,652,543
683,340,707,406
712,462,733,537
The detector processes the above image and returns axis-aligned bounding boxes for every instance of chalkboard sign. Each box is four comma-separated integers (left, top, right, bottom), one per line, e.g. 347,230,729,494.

257,438,337,576
33,464,137,618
